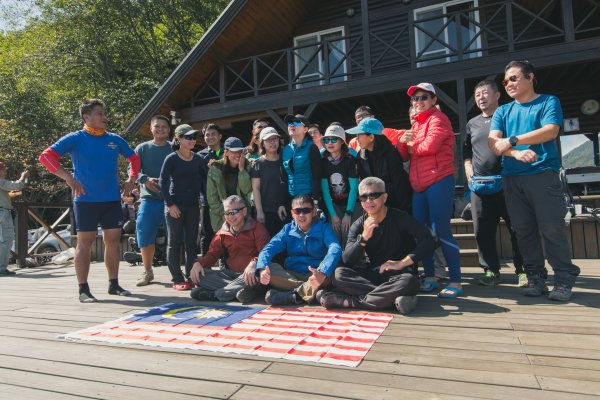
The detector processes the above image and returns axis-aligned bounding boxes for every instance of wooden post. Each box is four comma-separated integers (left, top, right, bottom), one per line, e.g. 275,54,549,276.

360,0,372,77
562,0,575,42
15,203,28,267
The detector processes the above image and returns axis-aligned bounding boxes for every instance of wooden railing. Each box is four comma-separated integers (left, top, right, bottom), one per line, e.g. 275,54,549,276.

13,202,73,267
185,0,598,106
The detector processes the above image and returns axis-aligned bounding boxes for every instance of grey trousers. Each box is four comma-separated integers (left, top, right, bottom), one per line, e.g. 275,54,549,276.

0,209,15,272
502,170,580,286
197,267,246,302
333,266,420,310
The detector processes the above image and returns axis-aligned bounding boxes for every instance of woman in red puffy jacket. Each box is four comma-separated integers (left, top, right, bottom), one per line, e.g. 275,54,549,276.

396,83,462,298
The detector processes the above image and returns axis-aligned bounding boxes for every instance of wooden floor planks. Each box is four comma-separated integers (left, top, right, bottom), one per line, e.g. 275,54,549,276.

0,260,599,399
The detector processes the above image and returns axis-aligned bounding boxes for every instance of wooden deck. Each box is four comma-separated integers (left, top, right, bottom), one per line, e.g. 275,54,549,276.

1,260,600,399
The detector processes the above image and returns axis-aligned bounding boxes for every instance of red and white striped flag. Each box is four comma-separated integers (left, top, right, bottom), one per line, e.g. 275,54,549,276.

61,303,393,367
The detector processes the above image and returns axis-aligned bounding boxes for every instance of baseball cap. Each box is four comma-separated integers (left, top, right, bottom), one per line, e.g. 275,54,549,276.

322,125,347,144
284,114,310,126
407,82,436,96
174,124,199,137
259,127,280,141
224,136,245,152
345,117,384,135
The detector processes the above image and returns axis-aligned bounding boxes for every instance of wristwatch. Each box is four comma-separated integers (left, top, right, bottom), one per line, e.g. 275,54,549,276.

509,135,519,146
357,234,367,246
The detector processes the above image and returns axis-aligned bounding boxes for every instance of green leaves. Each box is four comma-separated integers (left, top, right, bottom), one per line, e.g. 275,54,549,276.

0,0,227,203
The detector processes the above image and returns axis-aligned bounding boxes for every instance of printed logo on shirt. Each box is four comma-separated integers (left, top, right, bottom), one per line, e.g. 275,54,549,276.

108,142,118,149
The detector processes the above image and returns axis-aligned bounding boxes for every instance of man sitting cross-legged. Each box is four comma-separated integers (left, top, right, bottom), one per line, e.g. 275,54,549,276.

256,194,342,306
319,177,437,315
190,195,270,303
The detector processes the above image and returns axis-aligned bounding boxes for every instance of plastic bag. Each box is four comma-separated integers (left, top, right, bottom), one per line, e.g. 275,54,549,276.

51,247,75,264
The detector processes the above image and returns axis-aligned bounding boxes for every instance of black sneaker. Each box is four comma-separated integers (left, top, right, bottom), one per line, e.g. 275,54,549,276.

123,252,142,265
265,289,301,306
236,286,257,303
319,292,355,309
394,295,417,315
548,283,572,301
79,292,98,303
108,285,131,296
0,269,16,276
523,276,549,297
190,287,216,301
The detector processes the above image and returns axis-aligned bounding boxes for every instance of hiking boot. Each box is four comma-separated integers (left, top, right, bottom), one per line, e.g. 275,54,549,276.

395,295,418,315
522,276,549,297
319,291,355,309
478,270,501,286
136,270,154,287
517,273,528,288
236,286,257,303
190,287,216,301
548,283,572,302
265,289,301,306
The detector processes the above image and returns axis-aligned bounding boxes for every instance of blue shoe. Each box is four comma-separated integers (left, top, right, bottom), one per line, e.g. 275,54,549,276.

437,286,464,298
420,281,439,292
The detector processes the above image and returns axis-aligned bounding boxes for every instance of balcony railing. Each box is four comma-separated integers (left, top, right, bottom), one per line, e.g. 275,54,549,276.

184,0,599,107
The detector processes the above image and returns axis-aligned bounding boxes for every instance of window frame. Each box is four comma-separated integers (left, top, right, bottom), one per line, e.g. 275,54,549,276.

293,26,347,87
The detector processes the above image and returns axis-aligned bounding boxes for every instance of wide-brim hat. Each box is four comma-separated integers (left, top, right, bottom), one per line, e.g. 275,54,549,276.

321,125,347,144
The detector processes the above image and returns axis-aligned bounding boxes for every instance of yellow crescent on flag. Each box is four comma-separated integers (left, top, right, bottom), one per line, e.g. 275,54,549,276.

162,306,231,320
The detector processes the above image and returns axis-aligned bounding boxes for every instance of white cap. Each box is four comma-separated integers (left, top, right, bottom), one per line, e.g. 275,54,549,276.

407,82,436,96
259,127,280,141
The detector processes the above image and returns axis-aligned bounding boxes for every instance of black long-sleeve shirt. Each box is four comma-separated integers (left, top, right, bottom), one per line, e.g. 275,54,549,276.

343,207,437,269
159,152,206,207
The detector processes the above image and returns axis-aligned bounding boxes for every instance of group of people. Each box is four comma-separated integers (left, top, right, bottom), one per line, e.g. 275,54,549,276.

0,59,576,311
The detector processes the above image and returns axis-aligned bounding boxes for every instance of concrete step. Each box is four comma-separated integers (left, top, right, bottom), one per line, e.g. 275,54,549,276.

451,218,474,234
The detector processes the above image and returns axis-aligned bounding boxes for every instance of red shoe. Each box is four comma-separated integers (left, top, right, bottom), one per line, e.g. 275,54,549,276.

173,281,192,291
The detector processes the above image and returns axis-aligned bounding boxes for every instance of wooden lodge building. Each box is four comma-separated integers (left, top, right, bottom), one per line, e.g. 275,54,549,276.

128,0,600,175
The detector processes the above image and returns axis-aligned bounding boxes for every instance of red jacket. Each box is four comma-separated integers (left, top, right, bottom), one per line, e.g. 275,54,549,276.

196,217,270,273
396,107,455,192
348,128,405,151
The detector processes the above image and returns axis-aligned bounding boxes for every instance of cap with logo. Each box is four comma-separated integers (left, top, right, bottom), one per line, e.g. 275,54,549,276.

322,125,347,144
407,82,437,96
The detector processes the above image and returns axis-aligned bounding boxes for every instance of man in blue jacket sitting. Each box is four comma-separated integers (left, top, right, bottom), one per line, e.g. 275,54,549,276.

256,194,342,305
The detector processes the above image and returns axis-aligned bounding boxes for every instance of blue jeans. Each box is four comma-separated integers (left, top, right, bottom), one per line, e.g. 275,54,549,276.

412,175,461,283
166,205,199,283
0,209,15,272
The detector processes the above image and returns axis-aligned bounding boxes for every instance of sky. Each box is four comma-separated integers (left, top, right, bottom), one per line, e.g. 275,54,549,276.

0,0,39,32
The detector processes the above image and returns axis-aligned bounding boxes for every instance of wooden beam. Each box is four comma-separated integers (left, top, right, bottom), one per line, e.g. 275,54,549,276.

562,0,575,42
303,103,318,119
435,87,459,114
180,38,600,122
361,0,372,77
266,109,287,131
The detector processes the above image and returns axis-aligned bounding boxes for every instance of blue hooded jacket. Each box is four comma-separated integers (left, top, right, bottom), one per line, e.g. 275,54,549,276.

256,218,341,277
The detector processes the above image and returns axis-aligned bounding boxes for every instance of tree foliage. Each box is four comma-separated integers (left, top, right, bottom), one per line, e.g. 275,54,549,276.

0,0,228,203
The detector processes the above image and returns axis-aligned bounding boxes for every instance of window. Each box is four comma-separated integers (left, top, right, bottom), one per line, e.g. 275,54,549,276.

414,0,481,67
294,27,347,88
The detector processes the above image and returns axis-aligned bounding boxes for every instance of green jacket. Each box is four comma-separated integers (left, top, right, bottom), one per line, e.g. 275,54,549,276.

206,159,252,231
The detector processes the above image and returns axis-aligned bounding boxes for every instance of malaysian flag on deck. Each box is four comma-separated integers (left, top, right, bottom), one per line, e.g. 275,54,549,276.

61,303,393,367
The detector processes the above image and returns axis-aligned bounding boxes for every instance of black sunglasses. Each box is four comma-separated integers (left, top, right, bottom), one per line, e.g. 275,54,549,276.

182,133,197,141
292,207,314,215
358,192,385,202
502,74,524,86
224,207,245,216
411,94,431,102
322,137,339,144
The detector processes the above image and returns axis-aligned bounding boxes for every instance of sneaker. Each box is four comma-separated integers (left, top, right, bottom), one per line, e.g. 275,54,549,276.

548,283,572,301
319,291,355,309
136,270,154,287
315,289,327,305
265,289,301,306
173,281,192,291
517,273,528,288
395,295,418,315
236,286,257,303
108,285,131,296
478,270,501,286
79,292,98,303
190,287,216,301
522,277,549,297
0,269,16,276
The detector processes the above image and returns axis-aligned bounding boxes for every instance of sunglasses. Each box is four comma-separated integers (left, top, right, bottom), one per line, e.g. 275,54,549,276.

182,133,197,141
358,192,385,202
502,74,521,86
411,94,431,102
288,121,303,127
322,137,339,144
292,207,314,215
224,207,245,216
